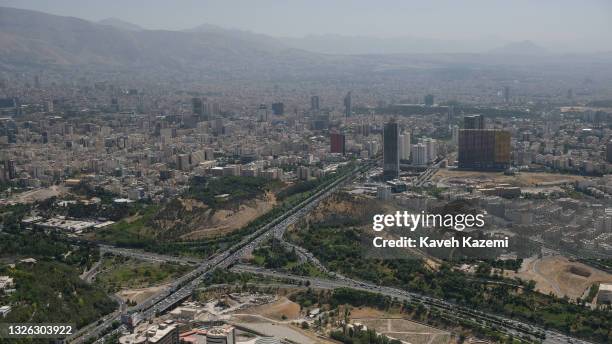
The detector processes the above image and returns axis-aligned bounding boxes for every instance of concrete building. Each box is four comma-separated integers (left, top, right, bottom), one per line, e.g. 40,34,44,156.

297,166,310,180
597,283,612,304
411,143,427,166
119,322,179,344
206,326,235,344
399,132,411,161
377,185,392,200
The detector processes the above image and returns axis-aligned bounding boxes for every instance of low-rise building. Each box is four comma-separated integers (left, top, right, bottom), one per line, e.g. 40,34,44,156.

597,283,612,304
0,276,14,291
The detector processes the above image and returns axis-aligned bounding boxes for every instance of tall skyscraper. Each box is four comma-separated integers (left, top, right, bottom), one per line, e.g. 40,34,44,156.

399,132,411,161
606,140,612,163
330,132,346,155
383,120,399,180
503,86,511,103
424,94,434,107
344,91,352,118
192,97,203,116
311,96,320,112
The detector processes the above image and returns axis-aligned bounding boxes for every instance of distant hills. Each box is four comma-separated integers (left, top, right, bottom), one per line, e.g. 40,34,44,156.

489,40,549,55
98,18,144,31
279,34,508,55
0,6,319,79
0,6,610,81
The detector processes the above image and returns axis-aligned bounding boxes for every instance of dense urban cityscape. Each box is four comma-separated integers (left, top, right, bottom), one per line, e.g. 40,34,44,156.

0,2,612,344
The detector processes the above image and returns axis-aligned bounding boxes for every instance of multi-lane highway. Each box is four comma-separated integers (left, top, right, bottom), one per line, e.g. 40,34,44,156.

69,161,372,343
413,158,443,187
99,244,199,265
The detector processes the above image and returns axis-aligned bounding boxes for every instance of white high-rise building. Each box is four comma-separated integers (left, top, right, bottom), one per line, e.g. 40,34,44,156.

411,143,427,166
420,138,437,163
399,132,411,161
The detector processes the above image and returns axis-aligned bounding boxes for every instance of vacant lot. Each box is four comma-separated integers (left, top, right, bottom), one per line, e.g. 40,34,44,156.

433,169,585,187
508,255,612,299
242,297,301,321
180,194,276,240
118,285,167,304
9,185,67,203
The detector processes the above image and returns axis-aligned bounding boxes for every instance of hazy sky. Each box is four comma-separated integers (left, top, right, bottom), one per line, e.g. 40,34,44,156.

1,0,611,50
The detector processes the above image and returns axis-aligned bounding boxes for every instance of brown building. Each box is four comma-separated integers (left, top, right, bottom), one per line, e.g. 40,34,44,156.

330,132,346,154
458,129,510,170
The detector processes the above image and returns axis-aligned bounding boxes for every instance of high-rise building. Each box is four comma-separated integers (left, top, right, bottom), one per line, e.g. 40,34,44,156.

192,98,203,116
411,143,427,166
271,102,284,115
110,98,119,113
358,123,370,136
297,166,310,180
311,96,320,112
399,132,411,161
424,94,434,107
330,132,346,155
3,160,16,180
344,91,352,118
503,86,510,103
606,140,612,163
464,114,484,129
257,104,268,122
420,137,437,163
383,120,399,180
451,125,459,146
458,129,511,170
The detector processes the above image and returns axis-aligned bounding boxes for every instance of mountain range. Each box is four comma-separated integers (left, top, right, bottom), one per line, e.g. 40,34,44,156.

0,6,323,79
0,6,609,81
